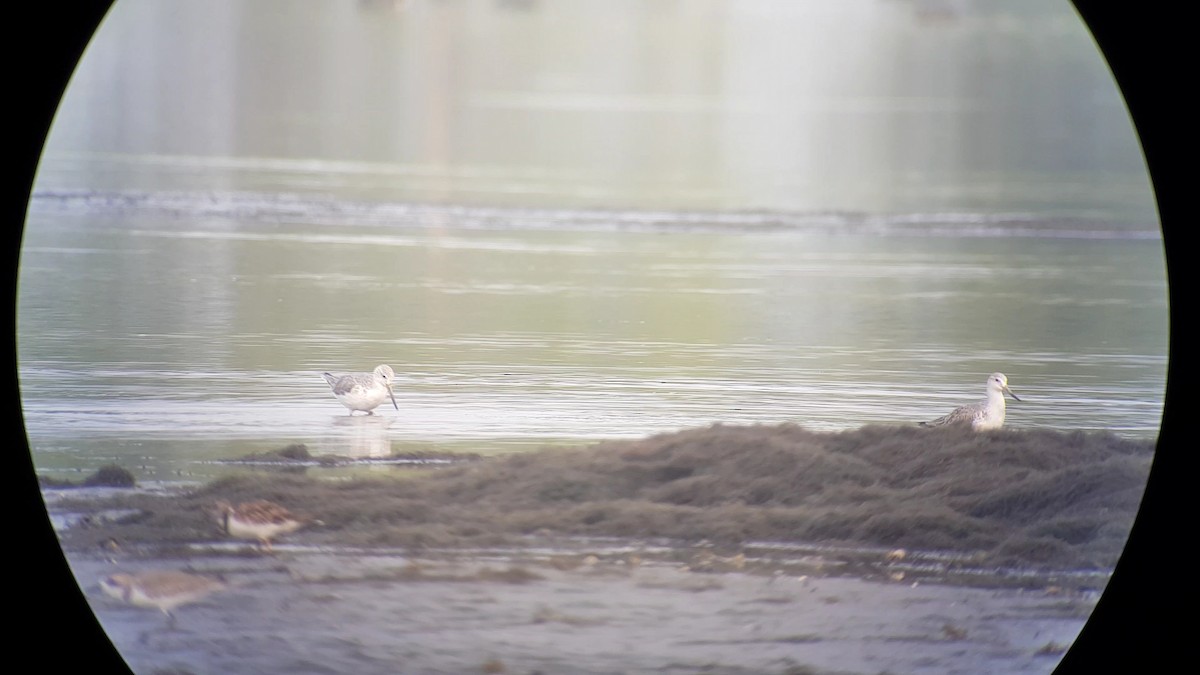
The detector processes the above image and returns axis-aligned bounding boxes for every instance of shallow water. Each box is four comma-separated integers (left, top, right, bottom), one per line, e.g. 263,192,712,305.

20,1,1165,483
19,193,1166,482
70,545,1096,675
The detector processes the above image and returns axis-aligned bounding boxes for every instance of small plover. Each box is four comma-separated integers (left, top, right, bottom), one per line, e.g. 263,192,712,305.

99,570,225,626
214,499,316,551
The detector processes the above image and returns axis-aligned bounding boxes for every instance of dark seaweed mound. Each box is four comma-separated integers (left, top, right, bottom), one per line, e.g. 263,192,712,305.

55,424,1153,571
40,464,137,489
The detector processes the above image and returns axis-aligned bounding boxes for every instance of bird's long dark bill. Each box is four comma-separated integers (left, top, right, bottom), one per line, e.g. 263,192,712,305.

389,387,398,410
1006,389,1022,402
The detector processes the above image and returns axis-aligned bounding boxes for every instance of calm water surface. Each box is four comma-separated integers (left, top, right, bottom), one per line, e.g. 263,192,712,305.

19,0,1165,483
19,193,1166,481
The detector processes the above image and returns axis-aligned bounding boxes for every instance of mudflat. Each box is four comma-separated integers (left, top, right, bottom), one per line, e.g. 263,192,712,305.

49,424,1151,674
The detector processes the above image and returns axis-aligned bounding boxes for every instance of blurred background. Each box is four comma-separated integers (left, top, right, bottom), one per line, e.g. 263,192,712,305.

37,0,1154,220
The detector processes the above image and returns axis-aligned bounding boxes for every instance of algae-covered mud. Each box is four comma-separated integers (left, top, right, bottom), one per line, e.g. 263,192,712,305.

48,424,1152,674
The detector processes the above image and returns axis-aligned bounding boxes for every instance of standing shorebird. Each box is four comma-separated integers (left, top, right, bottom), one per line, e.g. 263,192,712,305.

214,499,315,552
99,570,226,627
322,364,398,415
919,372,1021,431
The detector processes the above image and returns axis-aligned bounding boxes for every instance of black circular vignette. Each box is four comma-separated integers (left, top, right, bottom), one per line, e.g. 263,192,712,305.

8,3,1188,674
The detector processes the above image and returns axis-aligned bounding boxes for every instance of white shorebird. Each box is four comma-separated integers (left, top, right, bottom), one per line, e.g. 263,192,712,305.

919,372,1021,431
322,364,398,415
99,570,226,627
213,499,317,552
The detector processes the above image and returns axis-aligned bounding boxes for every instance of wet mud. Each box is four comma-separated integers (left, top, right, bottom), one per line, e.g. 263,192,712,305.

48,423,1153,674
